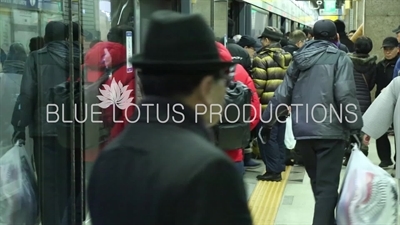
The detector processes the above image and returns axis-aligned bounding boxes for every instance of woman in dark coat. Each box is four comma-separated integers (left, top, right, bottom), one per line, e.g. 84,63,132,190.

343,36,377,165
347,36,377,114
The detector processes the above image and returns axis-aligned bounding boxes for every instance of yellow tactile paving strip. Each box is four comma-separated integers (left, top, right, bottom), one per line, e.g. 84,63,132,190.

248,166,292,225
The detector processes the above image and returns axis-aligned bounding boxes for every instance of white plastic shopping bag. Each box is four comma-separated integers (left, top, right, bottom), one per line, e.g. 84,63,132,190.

284,115,296,149
0,140,38,225
337,143,398,225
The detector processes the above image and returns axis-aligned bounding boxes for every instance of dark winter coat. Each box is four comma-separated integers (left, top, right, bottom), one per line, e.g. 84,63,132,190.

88,96,253,225
262,40,363,140
348,53,377,114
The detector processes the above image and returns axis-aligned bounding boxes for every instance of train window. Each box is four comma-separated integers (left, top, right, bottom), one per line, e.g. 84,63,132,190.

285,19,291,33
251,6,268,39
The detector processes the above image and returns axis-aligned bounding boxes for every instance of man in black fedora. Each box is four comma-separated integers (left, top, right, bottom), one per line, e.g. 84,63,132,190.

87,10,252,225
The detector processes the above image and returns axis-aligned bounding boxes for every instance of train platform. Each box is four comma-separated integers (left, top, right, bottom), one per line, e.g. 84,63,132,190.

82,136,397,225
245,136,398,225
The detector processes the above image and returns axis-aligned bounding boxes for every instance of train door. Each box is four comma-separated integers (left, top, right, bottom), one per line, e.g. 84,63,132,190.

230,0,252,36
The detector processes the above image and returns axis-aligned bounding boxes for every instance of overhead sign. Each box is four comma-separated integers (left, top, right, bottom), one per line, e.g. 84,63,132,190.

0,0,38,9
319,8,340,16
324,1,337,13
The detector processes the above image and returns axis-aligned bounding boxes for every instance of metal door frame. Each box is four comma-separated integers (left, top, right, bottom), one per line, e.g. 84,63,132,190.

66,0,83,223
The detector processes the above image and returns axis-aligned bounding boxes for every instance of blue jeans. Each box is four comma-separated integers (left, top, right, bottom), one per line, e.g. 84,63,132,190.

256,121,286,173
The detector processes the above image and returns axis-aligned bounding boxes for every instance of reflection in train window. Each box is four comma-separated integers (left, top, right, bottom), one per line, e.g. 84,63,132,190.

251,6,268,39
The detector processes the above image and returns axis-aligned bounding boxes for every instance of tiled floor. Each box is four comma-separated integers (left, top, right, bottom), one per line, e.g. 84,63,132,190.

271,136,398,225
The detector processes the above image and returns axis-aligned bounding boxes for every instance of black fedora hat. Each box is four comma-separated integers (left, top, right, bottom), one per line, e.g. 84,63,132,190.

130,10,233,71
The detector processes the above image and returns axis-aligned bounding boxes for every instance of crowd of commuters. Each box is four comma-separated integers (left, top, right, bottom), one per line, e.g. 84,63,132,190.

1,9,400,225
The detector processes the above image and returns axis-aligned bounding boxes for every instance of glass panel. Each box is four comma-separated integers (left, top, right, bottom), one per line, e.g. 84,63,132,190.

271,14,278,28
0,1,184,224
0,2,41,225
82,1,179,224
1,2,87,224
251,6,268,39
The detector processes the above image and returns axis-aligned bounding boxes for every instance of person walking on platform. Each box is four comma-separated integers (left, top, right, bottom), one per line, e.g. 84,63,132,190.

88,10,252,225
342,36,377,166
12,21,83,225
361,76,400,178
252,26,292,181
260,20,363,225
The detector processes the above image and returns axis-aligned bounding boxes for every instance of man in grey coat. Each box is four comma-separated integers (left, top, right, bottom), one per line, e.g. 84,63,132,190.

259,20,363,225
362,77,400,178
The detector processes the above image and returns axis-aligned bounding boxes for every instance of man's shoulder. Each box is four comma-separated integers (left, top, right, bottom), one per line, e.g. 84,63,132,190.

321,47,348,62
107,123,228,161
96,128,232,183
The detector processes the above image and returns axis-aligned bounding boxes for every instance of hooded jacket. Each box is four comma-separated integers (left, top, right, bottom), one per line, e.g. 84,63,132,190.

84,41,135,161
262,40,363,140
216,42,260,162
16,41,81,137
348,53,377,114
252,43,292,111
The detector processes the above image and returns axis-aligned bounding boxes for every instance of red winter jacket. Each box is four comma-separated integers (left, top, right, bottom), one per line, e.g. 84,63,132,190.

216,42,261,162
84,41,135,161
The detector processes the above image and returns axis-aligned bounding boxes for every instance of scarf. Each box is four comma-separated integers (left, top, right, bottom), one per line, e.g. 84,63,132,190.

2,60,25,74
47,41,81,65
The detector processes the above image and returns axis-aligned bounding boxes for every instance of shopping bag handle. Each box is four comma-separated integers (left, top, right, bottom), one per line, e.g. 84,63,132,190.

351,134,361,149
258,127,266,144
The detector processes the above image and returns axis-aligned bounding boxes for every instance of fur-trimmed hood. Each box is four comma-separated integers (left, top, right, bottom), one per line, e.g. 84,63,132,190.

348,53,378,74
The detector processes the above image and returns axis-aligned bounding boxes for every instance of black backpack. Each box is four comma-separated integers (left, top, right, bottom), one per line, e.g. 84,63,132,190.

214,81,252,150
48,64,124,150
